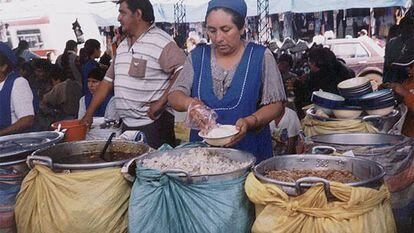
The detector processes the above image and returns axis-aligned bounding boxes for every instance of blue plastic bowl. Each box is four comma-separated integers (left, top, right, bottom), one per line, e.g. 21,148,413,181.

363,99,396,110
359,89,393,100
359,89,395,110
311,91,345,109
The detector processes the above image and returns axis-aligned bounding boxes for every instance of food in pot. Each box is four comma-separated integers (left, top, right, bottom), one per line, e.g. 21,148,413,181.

57,152,136,164
265,169,360,183
141,148,251,175
202,125,239,138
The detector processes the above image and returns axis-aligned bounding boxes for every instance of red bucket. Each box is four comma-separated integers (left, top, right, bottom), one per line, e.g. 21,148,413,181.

51,119,87,142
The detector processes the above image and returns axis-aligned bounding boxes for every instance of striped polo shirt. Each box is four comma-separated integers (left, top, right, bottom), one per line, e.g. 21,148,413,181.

104,24,186,127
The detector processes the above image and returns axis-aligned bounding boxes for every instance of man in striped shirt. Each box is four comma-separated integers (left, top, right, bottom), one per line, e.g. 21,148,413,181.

81,0,186,148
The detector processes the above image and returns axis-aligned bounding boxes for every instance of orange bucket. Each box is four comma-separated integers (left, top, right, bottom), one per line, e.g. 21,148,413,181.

51,119,88,142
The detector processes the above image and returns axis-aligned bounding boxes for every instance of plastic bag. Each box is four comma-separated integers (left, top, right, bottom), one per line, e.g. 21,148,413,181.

128,167,254,233
185,100,218,133
245,173,396,233
15,165,130,233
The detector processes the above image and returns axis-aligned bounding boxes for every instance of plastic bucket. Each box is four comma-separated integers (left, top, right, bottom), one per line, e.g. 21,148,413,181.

51,119,87,142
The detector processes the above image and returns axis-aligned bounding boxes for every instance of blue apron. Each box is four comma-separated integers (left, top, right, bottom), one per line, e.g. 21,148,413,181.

85,92,112,117
189,43,272,162
0,71,19,130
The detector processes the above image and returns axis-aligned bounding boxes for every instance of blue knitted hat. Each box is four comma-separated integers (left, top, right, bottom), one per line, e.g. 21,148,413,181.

207,0,247,18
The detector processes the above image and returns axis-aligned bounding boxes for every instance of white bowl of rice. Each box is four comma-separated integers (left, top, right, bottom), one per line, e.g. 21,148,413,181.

198,125,239,146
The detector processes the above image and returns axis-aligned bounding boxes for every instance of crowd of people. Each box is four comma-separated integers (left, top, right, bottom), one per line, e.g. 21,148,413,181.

0,0,413,160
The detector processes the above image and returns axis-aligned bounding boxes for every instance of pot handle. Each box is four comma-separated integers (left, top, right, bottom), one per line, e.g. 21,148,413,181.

134,131,147,144
27,155,53,169
295,177,331,196
121,157,139,182
161,169,192,184
362,115,383,128
311,146,336,155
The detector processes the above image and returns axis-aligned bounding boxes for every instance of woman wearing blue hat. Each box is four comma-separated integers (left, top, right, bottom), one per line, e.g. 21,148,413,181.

0,42,34,136
168,0,286,162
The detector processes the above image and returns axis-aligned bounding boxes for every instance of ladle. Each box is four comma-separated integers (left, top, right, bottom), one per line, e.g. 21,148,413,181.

101,132,116,161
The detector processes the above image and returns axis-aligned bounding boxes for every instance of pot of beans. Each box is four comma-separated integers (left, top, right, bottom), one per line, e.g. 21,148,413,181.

27,140,150,172
124,147,256,183
254,154,385,196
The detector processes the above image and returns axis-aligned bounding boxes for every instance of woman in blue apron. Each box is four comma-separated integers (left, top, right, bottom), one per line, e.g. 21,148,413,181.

0,42,34,136
168,0,286,162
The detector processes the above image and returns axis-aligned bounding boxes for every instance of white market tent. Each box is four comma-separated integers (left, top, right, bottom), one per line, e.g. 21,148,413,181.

0,0,410,27
85,0,409,25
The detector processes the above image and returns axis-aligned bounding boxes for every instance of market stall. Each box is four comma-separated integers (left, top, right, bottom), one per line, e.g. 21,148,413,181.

15,139,149,233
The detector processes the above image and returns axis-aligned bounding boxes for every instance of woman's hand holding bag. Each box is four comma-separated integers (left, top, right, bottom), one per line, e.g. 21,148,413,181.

185,99,218,134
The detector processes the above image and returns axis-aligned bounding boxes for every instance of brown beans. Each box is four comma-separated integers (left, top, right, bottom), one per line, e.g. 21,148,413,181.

265,169,360,183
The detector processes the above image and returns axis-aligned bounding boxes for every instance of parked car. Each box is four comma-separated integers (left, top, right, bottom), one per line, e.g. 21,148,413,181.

324,36,384,79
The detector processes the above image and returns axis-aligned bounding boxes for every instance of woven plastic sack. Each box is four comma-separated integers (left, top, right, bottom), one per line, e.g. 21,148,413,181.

245,173,396,233
15,165,130,233
128,167,254,233
307,137,414,231
302,115,378,137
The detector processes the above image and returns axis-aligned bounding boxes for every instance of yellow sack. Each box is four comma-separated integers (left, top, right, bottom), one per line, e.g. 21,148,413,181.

302,115,379,137
245,173,396,233
15,165,130,233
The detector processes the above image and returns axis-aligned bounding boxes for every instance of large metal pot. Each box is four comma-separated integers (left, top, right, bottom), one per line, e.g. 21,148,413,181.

0,131,64,176
308,133,412,173
28,140,150,171
125,147,255,183
0,131,64,167
0,131,64,233
306,107,401,133
309,133,407,147
254,154,385,196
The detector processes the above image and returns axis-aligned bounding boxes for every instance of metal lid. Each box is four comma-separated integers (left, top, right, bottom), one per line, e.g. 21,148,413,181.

309,133,406,146
0,131,64,166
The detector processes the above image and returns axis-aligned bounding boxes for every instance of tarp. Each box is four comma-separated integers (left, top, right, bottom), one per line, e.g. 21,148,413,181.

288,0,407,13
156,0,408,23
1,0,409,25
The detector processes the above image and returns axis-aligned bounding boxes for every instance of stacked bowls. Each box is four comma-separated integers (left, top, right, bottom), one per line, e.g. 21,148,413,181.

359,89,396,116
311,90,345,115
332,105,363,119
309,78,396,120
311,90,363,119
337,77,373,101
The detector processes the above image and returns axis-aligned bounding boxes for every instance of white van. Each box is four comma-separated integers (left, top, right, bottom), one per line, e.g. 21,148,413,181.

0,0,103,60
